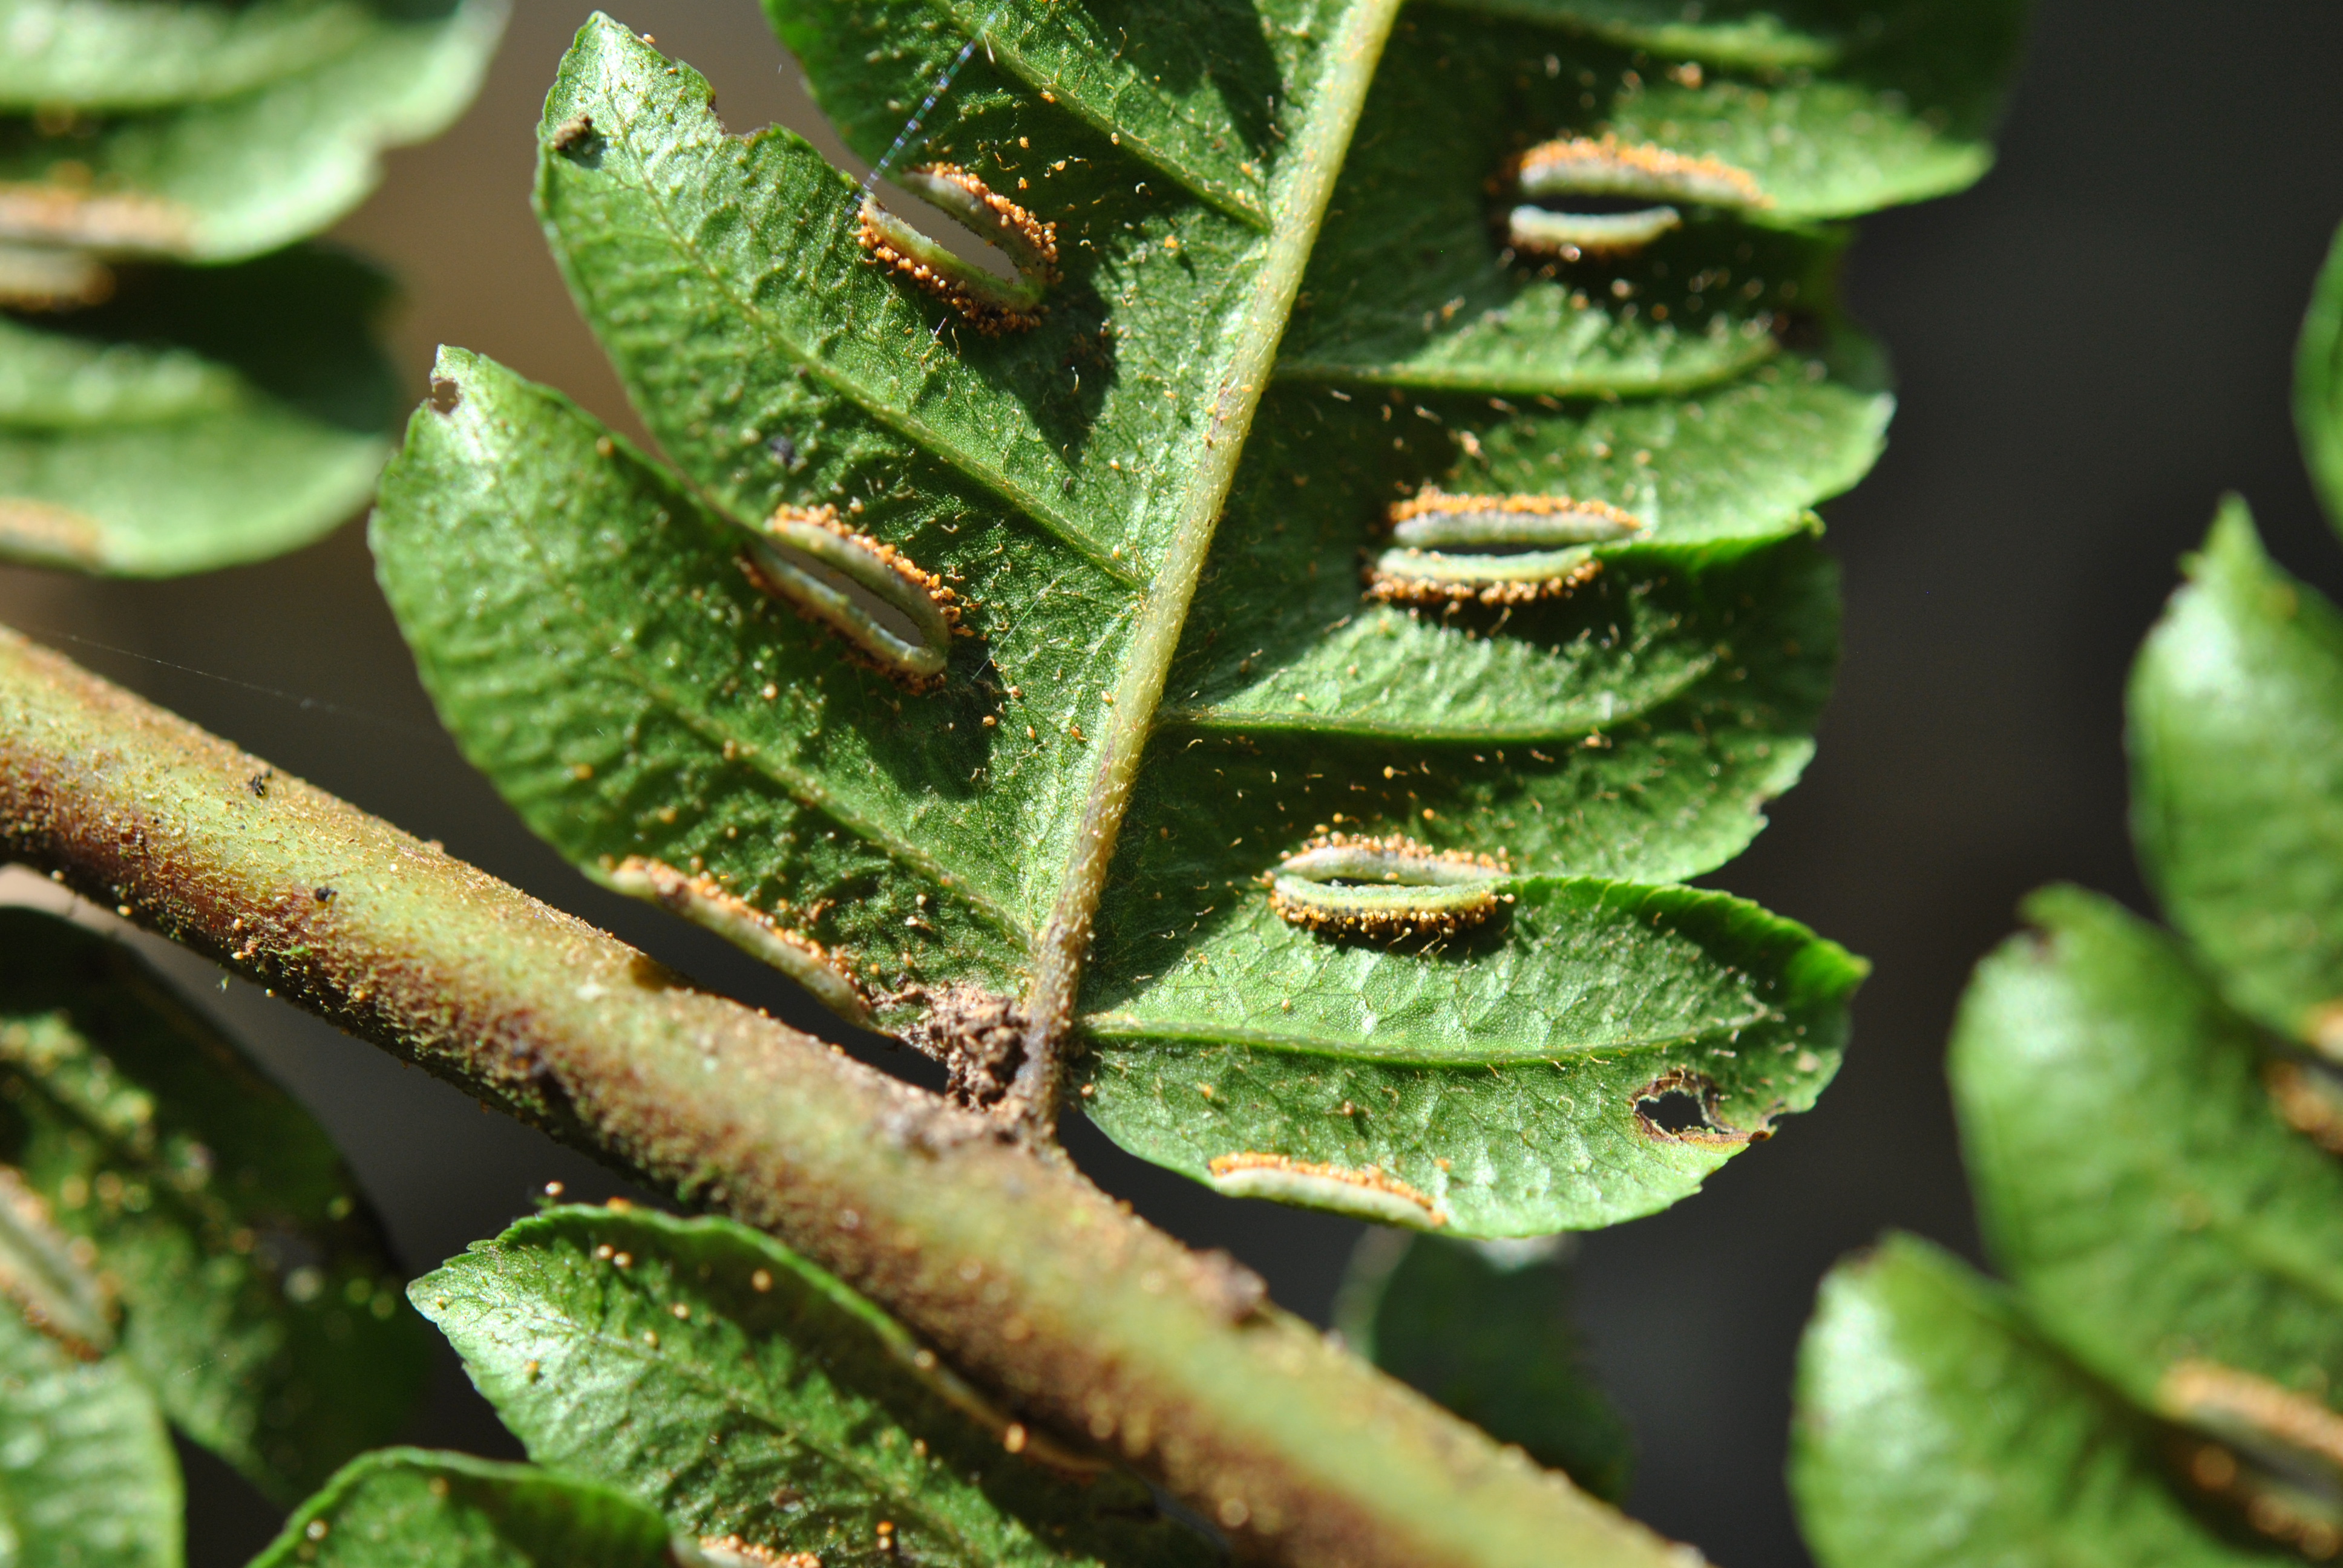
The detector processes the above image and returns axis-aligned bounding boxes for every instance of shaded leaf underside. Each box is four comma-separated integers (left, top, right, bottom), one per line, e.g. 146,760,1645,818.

0,246,396,574
1334,1230,1632,1501
375,0,2017,1232
0,909,429,1503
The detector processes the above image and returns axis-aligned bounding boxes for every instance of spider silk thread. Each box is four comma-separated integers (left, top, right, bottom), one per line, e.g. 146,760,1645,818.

857,3,1010,195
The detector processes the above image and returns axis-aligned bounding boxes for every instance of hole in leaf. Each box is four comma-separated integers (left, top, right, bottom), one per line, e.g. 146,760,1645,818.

1637,1087,1709,1137
1633,1069,1762,1146
868,176,1024,289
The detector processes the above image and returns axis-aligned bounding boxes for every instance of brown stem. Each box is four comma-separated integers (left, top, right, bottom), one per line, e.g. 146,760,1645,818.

0,624,1699,1568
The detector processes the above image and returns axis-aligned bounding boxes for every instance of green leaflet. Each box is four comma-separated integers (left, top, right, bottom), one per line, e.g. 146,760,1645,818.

1333,1230,1630,1500
373,2,2019,1233
373,350,1032,1004
532,15,1265,579
415,1207,1213,1568
1950,886,2343,1420
0,909,429,1504
1243,371,1888,550
1428,0,1844,71
0,1304,182,1568
375,346,1861,1234
2128,502,2343,1053
1794,222,2343,1568
1420,0,2024,215
0,0,503,264
252,1450,675,1568
1791,1235,2269,1568
0,247,396,574
1282,17,1850,393
1082,876,1861,1233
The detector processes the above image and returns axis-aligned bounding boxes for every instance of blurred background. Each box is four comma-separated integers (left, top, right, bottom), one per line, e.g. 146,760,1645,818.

6,2,2343,1563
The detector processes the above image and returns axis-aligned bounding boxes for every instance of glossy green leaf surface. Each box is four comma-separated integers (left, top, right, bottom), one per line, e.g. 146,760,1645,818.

1422,0,2024,215
0,0,503,263
1791,1234,2267,1568
0,247,395,574
1282,0,2022,394
2129,501,2343,1051
373,0,2018,1233
252,1450,673,1568
417,1206,1211,1568
767,0,1296,229
1080,875,1860,1233
377,347,1863,1234
1332,1230,1630,1500
1283,34,1848,396
0,1304,182,1568
0,909,429,1503
1949,885,2343,1417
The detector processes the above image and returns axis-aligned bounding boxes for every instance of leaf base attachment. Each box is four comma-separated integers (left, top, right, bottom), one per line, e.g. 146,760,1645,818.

898,985,1029,1111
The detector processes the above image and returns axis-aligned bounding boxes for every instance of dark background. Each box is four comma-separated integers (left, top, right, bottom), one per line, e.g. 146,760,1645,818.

5,3,2342,1564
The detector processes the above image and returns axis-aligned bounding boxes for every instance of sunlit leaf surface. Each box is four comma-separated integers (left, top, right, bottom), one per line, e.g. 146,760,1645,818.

1951,886,2343,1421
375,1,2019,1233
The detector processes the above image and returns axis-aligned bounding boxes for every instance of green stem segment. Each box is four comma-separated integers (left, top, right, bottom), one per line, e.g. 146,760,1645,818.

1008,0,1407,1132
0,625,1696,1568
